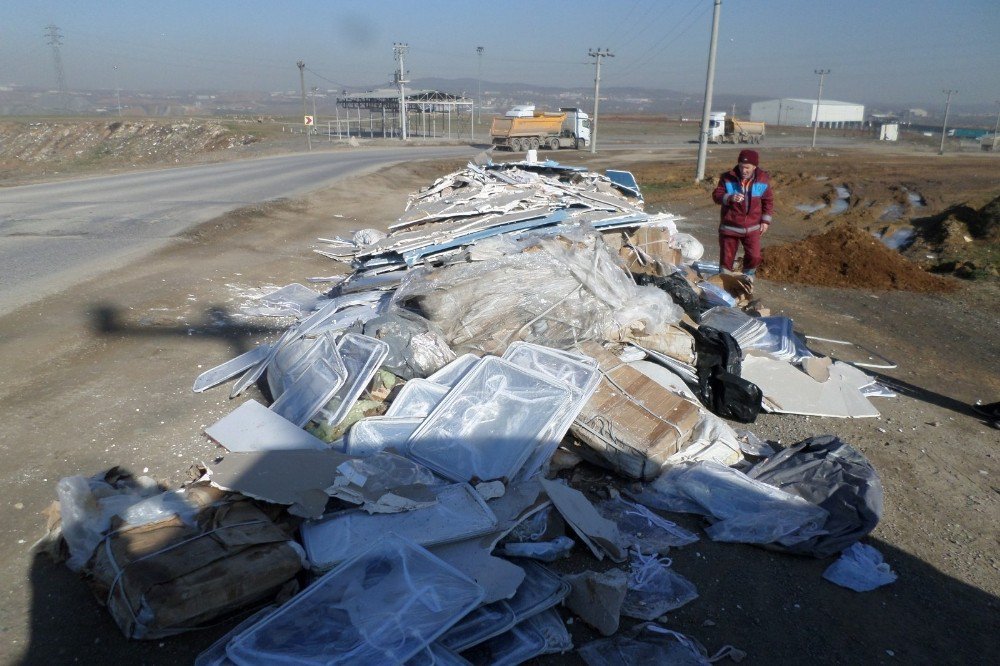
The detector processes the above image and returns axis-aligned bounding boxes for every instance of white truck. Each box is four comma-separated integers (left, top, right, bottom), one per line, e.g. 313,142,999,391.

490,105,591,151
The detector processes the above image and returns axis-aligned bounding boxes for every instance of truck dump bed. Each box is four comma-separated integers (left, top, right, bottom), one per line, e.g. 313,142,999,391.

490,113,566,139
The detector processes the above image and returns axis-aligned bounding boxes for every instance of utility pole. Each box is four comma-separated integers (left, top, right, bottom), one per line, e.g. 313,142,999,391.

811,69,830,149
394,43,409,140
45,24,68,109
297,60,311,151
939,89,956,155
695,0,722,182
311,86,318,134
476,46,484,140
113,65,121,117
992,99,1000,150
588,48,613,154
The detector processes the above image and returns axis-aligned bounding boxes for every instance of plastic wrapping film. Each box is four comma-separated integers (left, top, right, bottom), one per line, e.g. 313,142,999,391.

698,307,769,350
751,316,815,362
242,283,324,318
393,231,681,354
225,535,484,666
301,483,498,570
406,356,574,483
648,461,830,547
363,308,457,380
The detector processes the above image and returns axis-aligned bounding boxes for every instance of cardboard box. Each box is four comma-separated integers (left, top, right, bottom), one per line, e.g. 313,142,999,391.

571,343,702,480
88,499,302,639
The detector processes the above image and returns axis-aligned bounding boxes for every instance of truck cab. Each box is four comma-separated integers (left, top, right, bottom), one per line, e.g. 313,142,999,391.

559,107,591,147
707,111,727,143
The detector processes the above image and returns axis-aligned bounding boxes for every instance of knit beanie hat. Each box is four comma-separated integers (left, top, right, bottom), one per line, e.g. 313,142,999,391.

737,149,759,166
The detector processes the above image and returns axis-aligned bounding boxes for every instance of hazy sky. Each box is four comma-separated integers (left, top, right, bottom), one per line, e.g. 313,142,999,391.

3,0,999,109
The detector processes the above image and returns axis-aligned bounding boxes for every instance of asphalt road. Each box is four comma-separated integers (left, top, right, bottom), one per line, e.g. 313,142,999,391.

0,145,476,316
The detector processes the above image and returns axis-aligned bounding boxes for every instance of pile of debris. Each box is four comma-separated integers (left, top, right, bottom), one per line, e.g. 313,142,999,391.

39,158,898,664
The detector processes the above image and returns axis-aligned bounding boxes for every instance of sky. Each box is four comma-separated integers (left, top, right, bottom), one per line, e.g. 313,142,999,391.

2,0,999,110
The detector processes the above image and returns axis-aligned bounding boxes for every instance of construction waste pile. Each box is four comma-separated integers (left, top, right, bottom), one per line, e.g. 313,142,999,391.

39,157,897,665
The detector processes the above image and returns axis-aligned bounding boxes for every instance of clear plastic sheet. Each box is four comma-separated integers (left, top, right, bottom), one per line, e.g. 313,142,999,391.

822,542,897,592
406,357,573,483
316,333,390,428
345,417,422,457
699,307,768,350
225,535,484,666
622,553,699,620
696,282,737,308
647,461,830,546
56,475,198,571
385,379,451,418
243,283,324,318
439,601,518,652
301,483,498,570
596,496,699,554
505,559,571,620
393,232,681,354
751,316,815,362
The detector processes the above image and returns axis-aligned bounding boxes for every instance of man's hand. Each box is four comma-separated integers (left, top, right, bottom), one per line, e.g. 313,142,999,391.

731,193,745,203
761,221,770,234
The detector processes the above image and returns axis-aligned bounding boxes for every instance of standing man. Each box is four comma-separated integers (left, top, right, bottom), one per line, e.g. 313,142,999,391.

711,149,773,280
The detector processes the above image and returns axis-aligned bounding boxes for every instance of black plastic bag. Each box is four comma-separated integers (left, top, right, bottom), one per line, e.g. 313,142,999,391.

635,272,707,322
748,435,884,558
682,323,761,423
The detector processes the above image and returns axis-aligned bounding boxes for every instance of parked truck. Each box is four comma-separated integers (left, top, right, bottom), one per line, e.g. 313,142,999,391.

490,106,591,151
707,113,765,144
719,118,765,144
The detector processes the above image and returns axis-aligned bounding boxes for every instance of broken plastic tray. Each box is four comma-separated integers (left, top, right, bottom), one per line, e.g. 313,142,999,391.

225,535,484,666
385,379,451,418
315,333,390,427
406,356,573,483
345,417,422,457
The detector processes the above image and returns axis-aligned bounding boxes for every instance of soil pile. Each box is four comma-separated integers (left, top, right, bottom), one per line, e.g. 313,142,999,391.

759,224,957,292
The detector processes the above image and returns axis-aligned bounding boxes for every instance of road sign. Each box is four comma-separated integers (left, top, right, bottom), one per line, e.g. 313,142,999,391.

304,116,314,126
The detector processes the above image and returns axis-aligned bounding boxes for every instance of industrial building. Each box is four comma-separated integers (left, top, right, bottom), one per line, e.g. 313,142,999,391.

335,89,473,140
750,98,865,128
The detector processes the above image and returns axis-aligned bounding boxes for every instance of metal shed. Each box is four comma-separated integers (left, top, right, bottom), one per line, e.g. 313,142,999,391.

336,89,473,140
750,98,865,128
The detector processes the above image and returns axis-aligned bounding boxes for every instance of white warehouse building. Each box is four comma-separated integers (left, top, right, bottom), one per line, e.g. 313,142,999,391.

750,98,865,128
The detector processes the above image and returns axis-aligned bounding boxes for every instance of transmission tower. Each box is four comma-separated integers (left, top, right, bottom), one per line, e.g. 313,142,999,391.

45,24,68,104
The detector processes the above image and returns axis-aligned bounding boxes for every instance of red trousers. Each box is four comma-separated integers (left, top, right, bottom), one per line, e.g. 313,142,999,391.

719,229,762,272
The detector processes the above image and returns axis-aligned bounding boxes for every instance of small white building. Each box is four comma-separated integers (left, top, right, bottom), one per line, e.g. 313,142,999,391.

750,98,865,128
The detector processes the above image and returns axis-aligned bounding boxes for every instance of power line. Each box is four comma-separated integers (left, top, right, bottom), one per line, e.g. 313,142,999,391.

589,49,614,154
45,24,68,99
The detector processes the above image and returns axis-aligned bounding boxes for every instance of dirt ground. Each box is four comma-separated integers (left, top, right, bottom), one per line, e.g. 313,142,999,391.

0,129,998,665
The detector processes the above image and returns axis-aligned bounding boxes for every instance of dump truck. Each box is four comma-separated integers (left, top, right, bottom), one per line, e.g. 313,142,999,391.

720,118,765,144
490,106,591,151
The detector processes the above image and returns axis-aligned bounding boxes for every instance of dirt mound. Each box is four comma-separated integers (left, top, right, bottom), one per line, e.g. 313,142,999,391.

759,224,957,292
0,120,259,164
